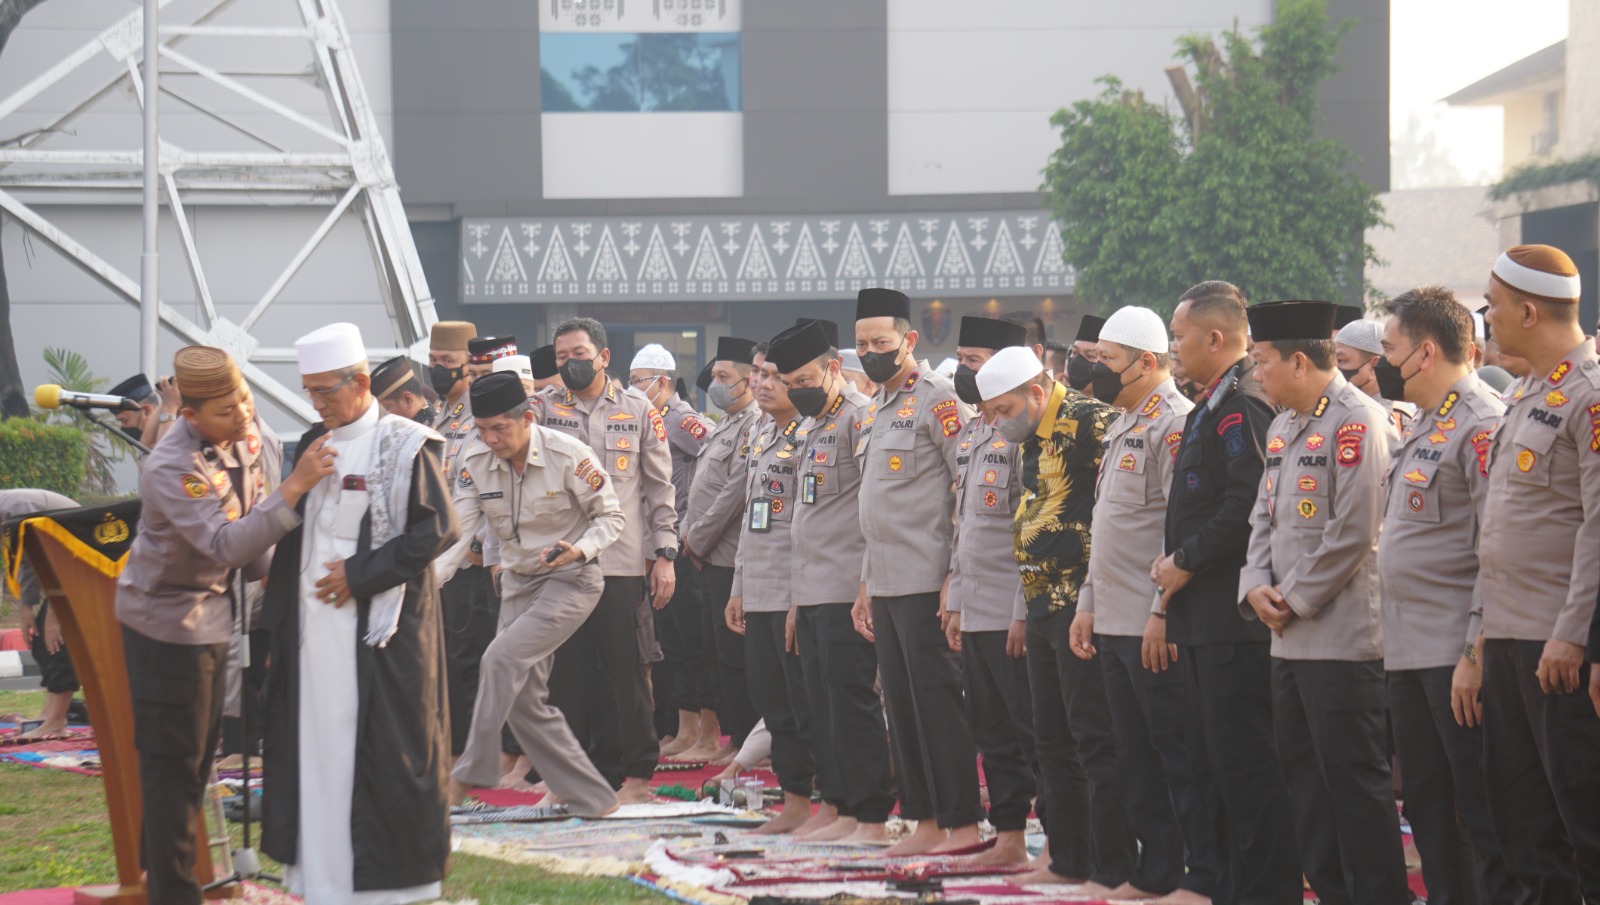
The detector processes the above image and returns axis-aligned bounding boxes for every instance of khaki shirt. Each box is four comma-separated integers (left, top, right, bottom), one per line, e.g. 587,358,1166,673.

537,377,677,577
1080,380,1193,637
439,426,624,579
1240,375,1395,661
1478,340,1600,646
118,418,296,645
732,413,802,612
947,415,1026,632
683,404,759,568
1377,374,1503,670
857,363,969,597
791,388,872,606
663,395,712,529
0,489,80,607
434,397,478,482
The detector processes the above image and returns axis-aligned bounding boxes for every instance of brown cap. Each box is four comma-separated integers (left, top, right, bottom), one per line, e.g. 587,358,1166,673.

430,320,477,352
1492,244,1581,303
174,346,245,402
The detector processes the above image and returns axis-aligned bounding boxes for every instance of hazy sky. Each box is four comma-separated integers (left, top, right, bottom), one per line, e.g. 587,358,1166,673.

1391,0,1568,183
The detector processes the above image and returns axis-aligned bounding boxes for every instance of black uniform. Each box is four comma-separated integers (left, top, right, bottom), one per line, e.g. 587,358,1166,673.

1163,358,1302,905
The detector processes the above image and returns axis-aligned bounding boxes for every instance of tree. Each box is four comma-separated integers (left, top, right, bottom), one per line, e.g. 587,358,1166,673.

0,0,54,419
1042,0,1384,314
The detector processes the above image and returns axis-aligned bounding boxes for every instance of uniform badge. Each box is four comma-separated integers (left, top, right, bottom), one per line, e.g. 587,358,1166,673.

1516,449,1535,472
813,450,828,464
1407,490,1425,512
1186,472,1200,492
769,479,784,494
608,412,635,421
1545,390,1569,408
888,455,904,472
224,505,241,521
1118,454,1136,471
1304,433,1325,451
814,471,826,487
616,455,630,472
1548,360,1571,385
1428,430,1449,445
1297,498,1317,519
1312,396,1330,418
247,433,261,456
682,415,708,440
1436,392,1458,418
1140,395,1161,417
450,421,461,431
984,490,999,508
902,374,918,392
1267,436,1286,454
1470,430,1492,476
1131,425,1146,435
211,471,230,492
770,499,785,515
933,399,961,438
1403,468,1427,483
897,405,915,418
458,468,473,488
1335,423,1365,467
992,439,1007,449
616,437,631,450
1297,476,1317,492
649,408,667,442
181,474,209,498
984,469,998,484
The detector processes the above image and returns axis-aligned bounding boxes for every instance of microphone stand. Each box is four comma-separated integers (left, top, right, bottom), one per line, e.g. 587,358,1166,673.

81,411,153,457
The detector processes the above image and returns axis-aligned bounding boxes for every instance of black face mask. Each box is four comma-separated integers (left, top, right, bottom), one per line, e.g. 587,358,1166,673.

1089,359,1137,405
121,424,144,442
1065,353,1094,391
560,357,599,392
788,383,831,419
1374,346,1419,402
429,363,464,397
859,345,905,384
1338,366,1363,382
954,364,982,405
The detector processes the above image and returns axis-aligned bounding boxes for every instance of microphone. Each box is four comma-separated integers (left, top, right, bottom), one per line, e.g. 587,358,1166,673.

34,384,143,412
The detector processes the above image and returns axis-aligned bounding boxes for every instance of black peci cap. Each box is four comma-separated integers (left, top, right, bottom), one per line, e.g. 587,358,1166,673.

795,317,840,351
696,360,715,393
716,336,757,365
1333,305,1364,330
1074,315,1106,344
855,287,910,322
1246,301,1338,343
469,371,529,419
467,335,517,364
958,316,1027,351
371,355,422,401
529,344,558,380
766,321,832,374
109,373,154,403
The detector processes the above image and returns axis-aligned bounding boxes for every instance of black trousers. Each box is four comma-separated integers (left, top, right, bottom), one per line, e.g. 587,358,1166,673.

1272,658,1410,905
1388,666,1523,905
1100,633,1219,895
549,575,658,783
1181,640,1301,905
960,628,1040,833
220,628,268,757
1026,608,1135,886
122,626,228,905
441,563,498,756
797,603,893,822
652,554,716,737
702,564,757,746
873,592,983,828
1481,639,1600,902
744,609,815,798
31,601,80,694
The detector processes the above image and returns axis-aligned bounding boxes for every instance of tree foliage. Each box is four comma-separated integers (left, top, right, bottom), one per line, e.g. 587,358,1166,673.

1042,0,1384,315
32,346,127,496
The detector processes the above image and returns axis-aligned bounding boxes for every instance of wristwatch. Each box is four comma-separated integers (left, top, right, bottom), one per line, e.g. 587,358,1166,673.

1173,547,1191,572
158,413,177,423
1463,642,1478,665
655,546,678,562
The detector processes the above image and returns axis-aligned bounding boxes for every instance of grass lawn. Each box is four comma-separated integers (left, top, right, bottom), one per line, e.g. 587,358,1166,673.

0,691,666,903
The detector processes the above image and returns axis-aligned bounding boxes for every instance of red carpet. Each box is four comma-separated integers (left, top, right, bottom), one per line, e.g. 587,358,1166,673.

0,889,69,905
471,760,779,808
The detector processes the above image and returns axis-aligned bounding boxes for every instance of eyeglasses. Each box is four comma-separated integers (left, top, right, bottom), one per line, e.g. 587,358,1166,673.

628,376,662,388
302,374,355,398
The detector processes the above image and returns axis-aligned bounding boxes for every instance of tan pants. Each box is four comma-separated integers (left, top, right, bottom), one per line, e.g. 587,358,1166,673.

451,564,618,816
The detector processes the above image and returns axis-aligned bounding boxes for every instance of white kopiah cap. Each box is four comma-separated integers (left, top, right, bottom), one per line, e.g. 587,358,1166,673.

494,354,533,380
840,350,864,373
630,343,676,371
1099,306,1169,354
295,322,366,375
977,346,1046,401
1334,319,1383,356
936,357,958,378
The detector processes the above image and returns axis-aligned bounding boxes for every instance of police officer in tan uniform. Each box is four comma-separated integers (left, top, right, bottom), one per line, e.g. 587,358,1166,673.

118,346,335,905
770,319,894,844
440,372,625,817
1068,307,1215,901
1373,287,1521,905
541,316,676,803
682,336,761,763
1239,300,1409,905
1476,245,1600,899
850,287,983,857
943,316,1037,867
725,338,815,835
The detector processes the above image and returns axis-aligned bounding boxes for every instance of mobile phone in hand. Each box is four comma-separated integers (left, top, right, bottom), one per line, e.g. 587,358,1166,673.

544,546,562,564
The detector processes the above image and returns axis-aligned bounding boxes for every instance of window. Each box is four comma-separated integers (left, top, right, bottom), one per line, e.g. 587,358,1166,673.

540,33,741,113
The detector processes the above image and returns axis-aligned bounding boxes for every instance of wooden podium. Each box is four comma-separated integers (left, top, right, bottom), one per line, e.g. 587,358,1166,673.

9,502,237,904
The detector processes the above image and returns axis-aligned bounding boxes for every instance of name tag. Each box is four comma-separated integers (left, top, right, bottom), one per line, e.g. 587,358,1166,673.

802,473,817,505
336,475,367,540
748,499,771,532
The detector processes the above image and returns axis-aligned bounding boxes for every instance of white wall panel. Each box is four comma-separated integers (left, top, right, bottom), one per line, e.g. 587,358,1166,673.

542,112,744,199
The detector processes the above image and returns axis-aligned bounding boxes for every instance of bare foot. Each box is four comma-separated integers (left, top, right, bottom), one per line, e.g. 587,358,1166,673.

708,742,739,765
1078,881,1119,899
1013,867,1087,885
1105,882,1162,900
805,816,859,842
967,830,1030,866
447,778,476,806
17,721,68,741
846,822,890,845
750,793,812,835
1151,889,1212,905
616,777,654,805
530,781,550,798
792,803,840,837
884,821,944,857
673,740,722,762
497,774,538,792
930,823,981,853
